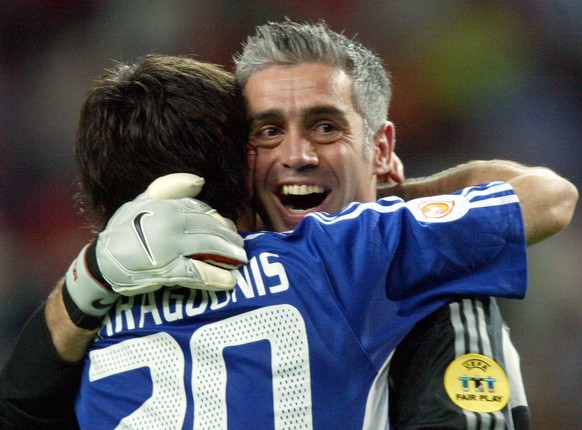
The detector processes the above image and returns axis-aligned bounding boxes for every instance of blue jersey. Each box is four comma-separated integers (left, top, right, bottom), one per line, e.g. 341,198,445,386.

76,182,527,430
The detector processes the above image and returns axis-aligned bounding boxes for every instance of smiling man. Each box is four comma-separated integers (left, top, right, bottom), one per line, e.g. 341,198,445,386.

233,20,560,428
244,62,391,232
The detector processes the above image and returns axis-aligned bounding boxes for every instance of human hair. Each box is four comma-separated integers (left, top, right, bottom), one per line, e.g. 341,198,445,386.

75,54,249,230
234,19,391,149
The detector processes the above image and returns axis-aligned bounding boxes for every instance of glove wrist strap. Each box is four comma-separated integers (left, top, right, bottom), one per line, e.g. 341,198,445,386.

62,284,106,330
64,242,118,329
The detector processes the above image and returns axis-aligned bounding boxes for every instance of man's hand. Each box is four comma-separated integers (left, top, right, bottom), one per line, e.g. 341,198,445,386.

377,153,405,198
97,194,247,295
377,153,405,186
63,173,247,328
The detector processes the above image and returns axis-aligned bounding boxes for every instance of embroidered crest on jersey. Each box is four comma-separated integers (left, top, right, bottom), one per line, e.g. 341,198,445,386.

407,194,469,223
443,353,510,413
419,201,454,218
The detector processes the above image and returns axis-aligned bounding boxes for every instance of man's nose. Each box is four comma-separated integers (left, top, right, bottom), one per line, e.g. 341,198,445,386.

279,132,318,170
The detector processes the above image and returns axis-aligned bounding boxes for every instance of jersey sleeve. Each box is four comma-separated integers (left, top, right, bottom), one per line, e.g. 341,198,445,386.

385,182,527,308
301,182,526,309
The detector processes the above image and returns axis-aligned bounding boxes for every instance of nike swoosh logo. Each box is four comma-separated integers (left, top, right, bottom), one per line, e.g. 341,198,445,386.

133,211,156,264
92,298,114,310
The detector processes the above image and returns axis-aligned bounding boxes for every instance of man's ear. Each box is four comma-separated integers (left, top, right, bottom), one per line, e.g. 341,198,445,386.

372,121,395,178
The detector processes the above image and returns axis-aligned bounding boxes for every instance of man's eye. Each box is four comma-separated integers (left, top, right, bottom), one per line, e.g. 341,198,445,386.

251,126,282,147
261,127,280,138
316,123,336,134
312,122,341,143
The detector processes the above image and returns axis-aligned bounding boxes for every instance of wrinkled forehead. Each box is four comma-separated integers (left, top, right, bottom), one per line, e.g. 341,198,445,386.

243,63,356,119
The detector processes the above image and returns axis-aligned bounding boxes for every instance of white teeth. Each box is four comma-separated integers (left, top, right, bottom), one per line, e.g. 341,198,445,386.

281,184,325,195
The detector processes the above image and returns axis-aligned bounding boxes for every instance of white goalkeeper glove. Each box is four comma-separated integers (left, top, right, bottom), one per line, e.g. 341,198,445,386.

63,173,247,329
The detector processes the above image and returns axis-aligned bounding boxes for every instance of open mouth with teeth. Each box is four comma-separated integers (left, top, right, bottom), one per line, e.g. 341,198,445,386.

279,184,330,211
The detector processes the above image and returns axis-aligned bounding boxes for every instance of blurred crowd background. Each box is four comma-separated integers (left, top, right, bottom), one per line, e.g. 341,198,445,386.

1,1,580,428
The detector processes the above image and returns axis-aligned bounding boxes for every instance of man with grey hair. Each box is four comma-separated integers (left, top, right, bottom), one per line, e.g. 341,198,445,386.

233,19,531,428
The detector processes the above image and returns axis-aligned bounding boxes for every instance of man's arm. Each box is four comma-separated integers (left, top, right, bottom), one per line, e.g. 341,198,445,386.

0,281,86,430
1,175,249,428
379,160,578,245
45,280,99,362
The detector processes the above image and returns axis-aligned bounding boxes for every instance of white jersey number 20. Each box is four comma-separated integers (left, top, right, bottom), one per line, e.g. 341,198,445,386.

88,304,313,430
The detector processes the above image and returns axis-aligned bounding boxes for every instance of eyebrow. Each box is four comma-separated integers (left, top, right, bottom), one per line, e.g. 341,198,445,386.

250,105,346,124
301,106,350,132
303,106,345,118
248,109,285,124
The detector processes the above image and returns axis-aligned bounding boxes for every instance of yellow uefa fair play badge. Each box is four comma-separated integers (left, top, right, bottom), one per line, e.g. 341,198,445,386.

443,353,510,413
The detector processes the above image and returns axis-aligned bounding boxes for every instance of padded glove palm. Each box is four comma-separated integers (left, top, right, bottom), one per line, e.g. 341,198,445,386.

98,194,246,295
